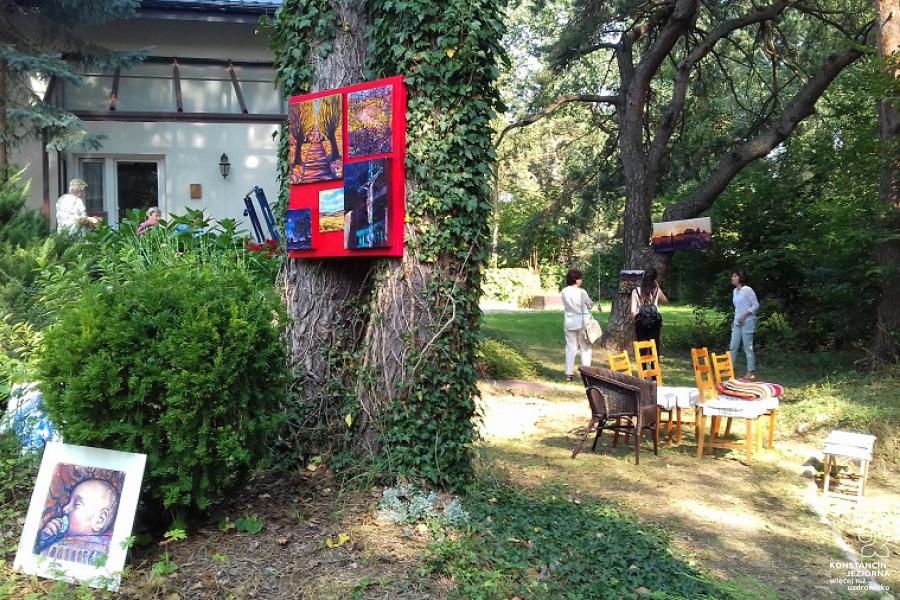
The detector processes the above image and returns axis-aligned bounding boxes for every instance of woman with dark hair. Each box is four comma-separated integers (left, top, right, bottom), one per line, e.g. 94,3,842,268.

630,267,668,353
730,270,759,379
561,268,596,381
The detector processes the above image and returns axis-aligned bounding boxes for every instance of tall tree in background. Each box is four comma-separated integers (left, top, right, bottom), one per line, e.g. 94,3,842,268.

872,0,899,363
0,0,142,178
501,0,873,348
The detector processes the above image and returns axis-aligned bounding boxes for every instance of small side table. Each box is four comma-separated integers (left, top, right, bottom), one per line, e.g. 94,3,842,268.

822,430,876,505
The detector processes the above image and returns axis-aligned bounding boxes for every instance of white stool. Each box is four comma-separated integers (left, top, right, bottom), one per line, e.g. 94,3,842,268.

822,430,876,505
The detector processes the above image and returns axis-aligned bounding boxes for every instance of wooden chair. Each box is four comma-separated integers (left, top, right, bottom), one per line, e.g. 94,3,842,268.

607,351,633,445
692,349,766,463
711,351,777,449
572,366,658,464
608,350,633,376
633,340,674,446
710,351,736,439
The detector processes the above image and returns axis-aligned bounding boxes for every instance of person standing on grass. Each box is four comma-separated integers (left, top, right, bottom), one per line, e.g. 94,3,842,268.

730,270,759,380
630,268,668,354
561,268,595,382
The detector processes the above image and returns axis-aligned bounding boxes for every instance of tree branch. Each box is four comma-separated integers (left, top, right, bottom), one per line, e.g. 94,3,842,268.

495,94,618,147
646,1,789,172
663,46,863,221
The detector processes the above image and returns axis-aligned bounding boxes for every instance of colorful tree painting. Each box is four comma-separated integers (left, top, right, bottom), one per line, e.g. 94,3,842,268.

348,85,392,158
289,94,343,184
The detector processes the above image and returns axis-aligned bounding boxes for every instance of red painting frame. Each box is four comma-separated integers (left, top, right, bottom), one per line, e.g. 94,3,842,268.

287,76,406,259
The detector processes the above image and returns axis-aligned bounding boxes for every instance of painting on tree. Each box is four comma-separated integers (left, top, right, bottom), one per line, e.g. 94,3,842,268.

318,188,345,234
286,209,312,249
652,218,712,253
618,270,644,295
288,94,343,184
348,85,393,158
343,159,389,249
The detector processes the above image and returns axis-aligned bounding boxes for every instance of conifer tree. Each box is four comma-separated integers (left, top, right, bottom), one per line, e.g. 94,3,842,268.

0,0,143,178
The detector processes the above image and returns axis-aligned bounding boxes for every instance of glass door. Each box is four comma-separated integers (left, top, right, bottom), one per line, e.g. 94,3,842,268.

116,161,160,223
79,159,106,220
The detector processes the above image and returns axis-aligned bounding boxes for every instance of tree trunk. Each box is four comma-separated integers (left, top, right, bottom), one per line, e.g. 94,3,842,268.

0,59,9,180
281,0,496,483
601,89,652,350
872,0,900,364
282,1,375,449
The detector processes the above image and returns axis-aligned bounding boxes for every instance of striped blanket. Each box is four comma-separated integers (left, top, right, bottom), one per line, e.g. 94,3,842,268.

717,378,784,400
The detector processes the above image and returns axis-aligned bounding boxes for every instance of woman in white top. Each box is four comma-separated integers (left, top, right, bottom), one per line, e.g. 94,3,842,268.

730,270,760,379
561,268,597,381
630,268,668,354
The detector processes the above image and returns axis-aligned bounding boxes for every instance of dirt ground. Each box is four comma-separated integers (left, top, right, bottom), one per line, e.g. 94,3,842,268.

477,379,900,600
4,379,897,599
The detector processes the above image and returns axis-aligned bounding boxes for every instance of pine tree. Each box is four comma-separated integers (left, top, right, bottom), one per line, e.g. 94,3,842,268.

0,0,144,178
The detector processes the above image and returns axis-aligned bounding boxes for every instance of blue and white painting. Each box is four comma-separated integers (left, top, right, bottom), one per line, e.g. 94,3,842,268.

1,383,61,452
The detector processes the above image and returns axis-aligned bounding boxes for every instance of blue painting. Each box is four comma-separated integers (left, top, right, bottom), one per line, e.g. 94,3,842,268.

343,159,389,249
1,382,61,452
286,208,312,250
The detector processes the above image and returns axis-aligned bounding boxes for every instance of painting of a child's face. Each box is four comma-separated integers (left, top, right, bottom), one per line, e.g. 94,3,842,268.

14,443,147,591
63,479,119,536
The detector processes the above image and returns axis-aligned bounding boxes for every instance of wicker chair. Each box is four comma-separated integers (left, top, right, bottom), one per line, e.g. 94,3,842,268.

572,366,659,464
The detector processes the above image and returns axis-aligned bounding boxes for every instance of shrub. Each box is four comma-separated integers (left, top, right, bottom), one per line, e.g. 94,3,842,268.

0,431,40,558
666,307,731,351
482,268,541,307
479,338,538,379
0,173,71,328
37,221,286,515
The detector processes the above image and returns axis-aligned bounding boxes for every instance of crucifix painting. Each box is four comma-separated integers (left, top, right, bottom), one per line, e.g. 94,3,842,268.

343,158,389,249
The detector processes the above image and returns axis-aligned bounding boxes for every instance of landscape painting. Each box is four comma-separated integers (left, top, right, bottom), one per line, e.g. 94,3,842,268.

652,217,712,252
343,159,389,249
287,93,343,184
347,85,392,159
286,208,313,250
618,270,644,294
318,188,344,234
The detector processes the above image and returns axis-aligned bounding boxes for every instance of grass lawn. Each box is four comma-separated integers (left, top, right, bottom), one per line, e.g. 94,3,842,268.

479,306,900,599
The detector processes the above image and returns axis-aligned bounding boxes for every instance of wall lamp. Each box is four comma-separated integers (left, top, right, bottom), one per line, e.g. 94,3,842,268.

219,153,231,179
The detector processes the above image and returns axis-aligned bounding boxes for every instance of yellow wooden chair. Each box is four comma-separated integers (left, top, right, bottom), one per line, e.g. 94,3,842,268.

608,351,633,376
711,351,776,449
693,348,765,463
608,351,634,445
711,351,736,439
632,340,674,447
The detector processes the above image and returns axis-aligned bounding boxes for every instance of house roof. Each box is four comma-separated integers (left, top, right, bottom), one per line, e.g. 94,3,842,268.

140,0,281,15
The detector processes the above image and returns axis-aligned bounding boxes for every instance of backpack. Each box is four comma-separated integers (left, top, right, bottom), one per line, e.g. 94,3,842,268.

634,291,663,329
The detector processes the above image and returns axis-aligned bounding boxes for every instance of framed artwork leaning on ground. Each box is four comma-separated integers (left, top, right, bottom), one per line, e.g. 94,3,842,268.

14,443,146,590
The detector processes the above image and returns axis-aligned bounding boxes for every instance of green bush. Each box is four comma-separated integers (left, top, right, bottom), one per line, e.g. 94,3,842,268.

0,432,40,559
0,173,71,329
482,268,541,307
666,307,731,352
479,338,538,379
37,221,286,515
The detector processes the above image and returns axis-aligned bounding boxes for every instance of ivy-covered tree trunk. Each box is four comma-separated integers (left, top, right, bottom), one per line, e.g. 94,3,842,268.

0,60,8,178
272,0,505,486
872,0,899,364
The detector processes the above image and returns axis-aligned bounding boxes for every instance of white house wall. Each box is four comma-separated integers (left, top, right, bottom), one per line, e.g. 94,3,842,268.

76,120,281,226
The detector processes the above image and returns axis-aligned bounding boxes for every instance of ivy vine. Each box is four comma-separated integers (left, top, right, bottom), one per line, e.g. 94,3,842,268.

369,0,507,486
267,0,507,488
